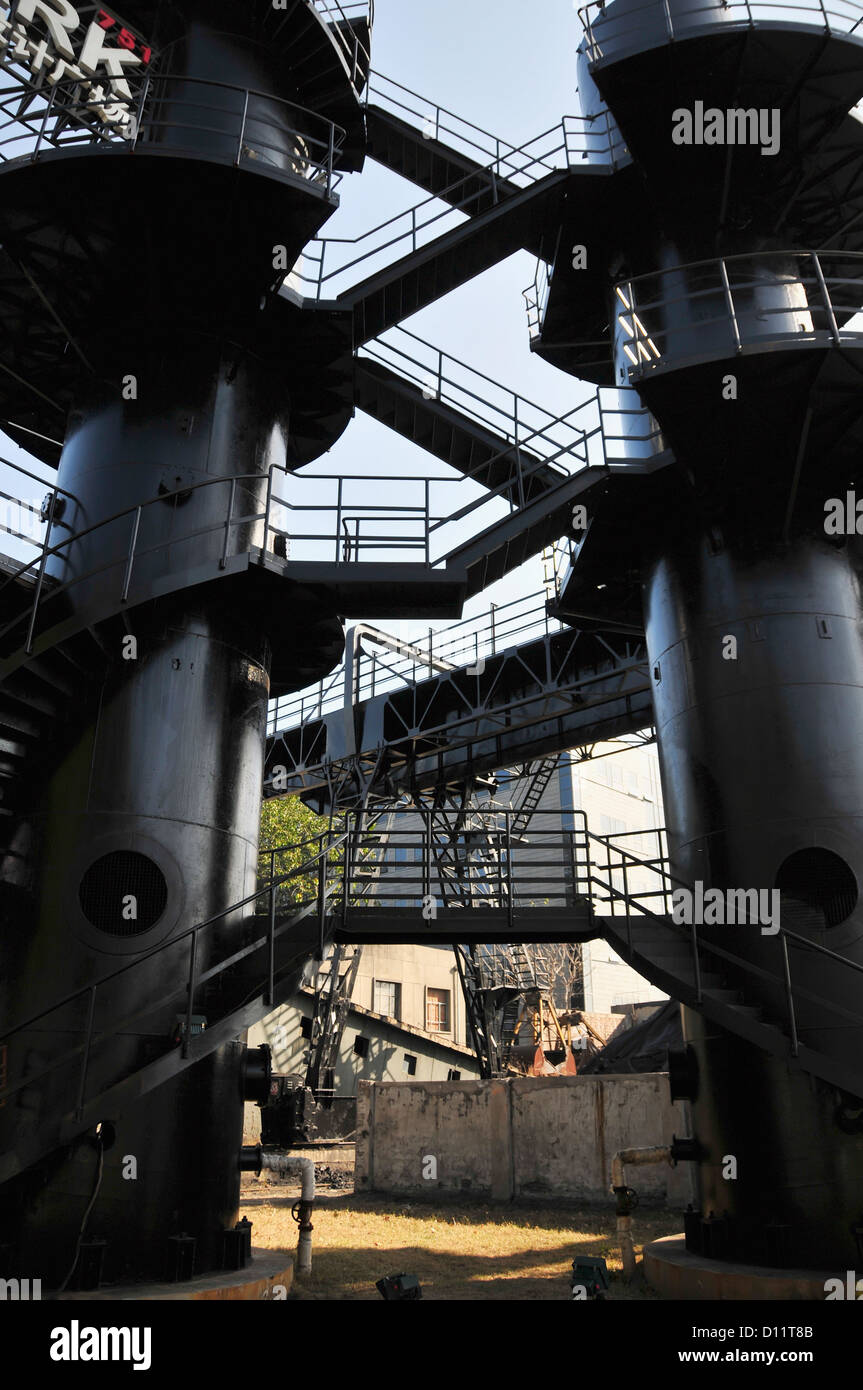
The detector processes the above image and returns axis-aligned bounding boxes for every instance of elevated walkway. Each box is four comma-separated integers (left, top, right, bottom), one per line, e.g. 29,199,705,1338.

6,803,863,1188
265,592,653,804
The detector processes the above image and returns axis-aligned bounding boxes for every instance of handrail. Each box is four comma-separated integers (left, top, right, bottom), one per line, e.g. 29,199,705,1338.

6,803,863,1116
623,245,863,279
267,588,568,733
0,468,273,654
0,825,351,1111
312,0,374,86
0,457,78,557
0,829,345,1049
0,410,612,651
338,807,863,1055
291,113,621,300
267,607,649,744
366,69,534,173
0,67,347,193
615,248,863,378
585,822,863,1050
523,255,555,341
361,326,593,469
361,327,670,475
0,469,261,595
578,0,863,63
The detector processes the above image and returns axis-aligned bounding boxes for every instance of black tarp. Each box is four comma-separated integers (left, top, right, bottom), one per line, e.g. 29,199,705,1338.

579,1000,682,1074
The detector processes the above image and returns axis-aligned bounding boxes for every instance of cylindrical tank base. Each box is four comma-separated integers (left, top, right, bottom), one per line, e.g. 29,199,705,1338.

1,1042,250,1288
681,1006,863,1269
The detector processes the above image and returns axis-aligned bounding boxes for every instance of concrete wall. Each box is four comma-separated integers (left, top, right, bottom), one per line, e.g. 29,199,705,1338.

356,1074,696,1207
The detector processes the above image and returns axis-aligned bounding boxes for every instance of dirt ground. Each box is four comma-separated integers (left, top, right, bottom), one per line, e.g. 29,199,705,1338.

240,1151,681,1300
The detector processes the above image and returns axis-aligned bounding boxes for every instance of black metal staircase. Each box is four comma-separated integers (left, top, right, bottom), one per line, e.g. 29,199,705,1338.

365,105,524,218
510,757,561,838
338,169,571,343
355,359,558,504
0,832,348,1186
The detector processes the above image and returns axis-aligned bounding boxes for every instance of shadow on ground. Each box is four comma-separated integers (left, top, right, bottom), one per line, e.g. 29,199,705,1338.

245,1191,680,1300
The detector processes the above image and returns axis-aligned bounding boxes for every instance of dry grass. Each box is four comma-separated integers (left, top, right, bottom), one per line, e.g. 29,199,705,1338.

246,1192,681,1300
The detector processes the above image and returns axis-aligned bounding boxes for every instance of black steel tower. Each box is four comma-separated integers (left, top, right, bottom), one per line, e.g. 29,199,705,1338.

0,0,371,1286
537,0,863,1265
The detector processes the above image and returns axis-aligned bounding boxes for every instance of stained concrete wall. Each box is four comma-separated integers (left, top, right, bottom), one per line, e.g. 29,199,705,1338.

355,1075,696,1207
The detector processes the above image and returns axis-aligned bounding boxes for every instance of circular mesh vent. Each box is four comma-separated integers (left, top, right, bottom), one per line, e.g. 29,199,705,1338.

775,848,858,928
79,852,168,936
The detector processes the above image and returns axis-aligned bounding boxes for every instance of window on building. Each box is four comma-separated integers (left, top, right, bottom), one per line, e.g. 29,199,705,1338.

300,1017,312,1039
426,987,450,1032
373,979,401,1019
403,1053,417,1076
447,1069,461,1081
353,1035,369,1058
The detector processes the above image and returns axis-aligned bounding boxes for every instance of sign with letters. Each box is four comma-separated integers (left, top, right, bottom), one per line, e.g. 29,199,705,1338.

0,0,155,134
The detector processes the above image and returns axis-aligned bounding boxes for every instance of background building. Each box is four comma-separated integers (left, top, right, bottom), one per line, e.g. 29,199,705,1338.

248,729,669,1116
564,739,669,1013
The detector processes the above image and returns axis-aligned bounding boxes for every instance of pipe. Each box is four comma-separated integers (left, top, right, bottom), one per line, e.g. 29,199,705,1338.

261,1152,316,1274
610,1146,672,1279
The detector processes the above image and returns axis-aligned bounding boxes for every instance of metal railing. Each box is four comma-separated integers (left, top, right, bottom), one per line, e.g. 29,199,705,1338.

338,809,590,915
7,805,863,1121
267,587,569,734
366,70,624,173
0,397,648,669
337,807,863,1067
0,371,663,678
0,67,346,193
583,822,863,1062
312,0,374,86
615,249,863,379
0,826,350,1121
522,246,622,382
0,456,75,559
0,458,580,668
578,0,863,64
361,325,668,471
523,254,556,341
292,113,624,300
367,70,531,173
361,325,604,473
0,469,279,657
270,457,580,567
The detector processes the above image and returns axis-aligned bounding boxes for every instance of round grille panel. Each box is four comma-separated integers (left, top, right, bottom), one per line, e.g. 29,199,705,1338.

79,851,168,936
775,848,858,929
